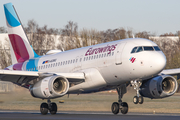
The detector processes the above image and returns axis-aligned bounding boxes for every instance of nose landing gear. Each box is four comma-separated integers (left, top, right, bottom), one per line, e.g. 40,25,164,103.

131,80,144,104
40,99,57,115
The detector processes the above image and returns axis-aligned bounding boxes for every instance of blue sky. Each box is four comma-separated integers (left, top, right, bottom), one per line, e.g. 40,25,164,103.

0,0,180,35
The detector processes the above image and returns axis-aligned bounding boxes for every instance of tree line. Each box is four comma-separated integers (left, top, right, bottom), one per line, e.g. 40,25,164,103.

0,19,180,71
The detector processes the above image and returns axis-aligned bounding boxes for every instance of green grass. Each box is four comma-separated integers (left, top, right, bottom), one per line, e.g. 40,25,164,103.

0,88,180,114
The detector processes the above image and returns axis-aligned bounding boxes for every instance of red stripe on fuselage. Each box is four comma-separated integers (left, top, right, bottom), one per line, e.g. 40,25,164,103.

8,34,29,63
132,58,136,63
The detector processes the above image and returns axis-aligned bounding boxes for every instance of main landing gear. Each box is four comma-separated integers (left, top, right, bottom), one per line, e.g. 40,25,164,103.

131,80,144,104
111,84,128,115
40,99,57,115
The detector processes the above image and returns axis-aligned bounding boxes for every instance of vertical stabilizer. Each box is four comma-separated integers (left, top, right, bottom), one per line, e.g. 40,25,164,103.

4,3,38,64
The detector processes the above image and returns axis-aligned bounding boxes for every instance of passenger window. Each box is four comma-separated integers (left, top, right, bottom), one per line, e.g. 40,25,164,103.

153,46,161,51
96,55,98,58
91,56,93,59
144,46,154,51
84,57,86,61
94,55,96,59
131,47,137,53
104,53,106,57
112,52,114,56
136,47,143,53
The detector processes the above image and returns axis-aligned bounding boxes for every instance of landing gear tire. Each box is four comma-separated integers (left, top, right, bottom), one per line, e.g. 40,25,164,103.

111,102,119,115
40,103,48,115
133,96,139,104
121,102,128,114
138,96,144,104
49,102,57,115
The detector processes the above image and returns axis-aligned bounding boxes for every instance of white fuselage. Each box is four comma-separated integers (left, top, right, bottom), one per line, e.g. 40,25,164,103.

9,38,166,93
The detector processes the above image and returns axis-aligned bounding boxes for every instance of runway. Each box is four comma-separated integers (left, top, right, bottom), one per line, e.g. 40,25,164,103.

0,111,179,120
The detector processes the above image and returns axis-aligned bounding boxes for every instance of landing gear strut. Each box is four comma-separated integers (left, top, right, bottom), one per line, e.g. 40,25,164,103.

111,84,128,115
131,80,144,104
40,99,57,115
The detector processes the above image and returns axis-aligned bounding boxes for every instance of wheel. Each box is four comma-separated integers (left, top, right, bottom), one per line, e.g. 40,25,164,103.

121,102,128,114
133,96,138,104
138,96,144,104
40,103,48,115
49,102,57,114
111,102,119,115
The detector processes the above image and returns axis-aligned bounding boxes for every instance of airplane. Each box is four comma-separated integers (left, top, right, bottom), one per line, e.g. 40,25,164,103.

1,3,178,115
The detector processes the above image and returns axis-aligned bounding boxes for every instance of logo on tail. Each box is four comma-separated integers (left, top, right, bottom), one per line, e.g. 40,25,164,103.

4,3,38,64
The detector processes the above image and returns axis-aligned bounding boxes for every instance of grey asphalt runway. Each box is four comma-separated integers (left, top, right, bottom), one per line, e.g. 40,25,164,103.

0,111,179,120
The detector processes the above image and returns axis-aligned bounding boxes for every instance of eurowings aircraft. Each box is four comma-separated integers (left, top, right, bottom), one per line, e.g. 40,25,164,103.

2,3,178,115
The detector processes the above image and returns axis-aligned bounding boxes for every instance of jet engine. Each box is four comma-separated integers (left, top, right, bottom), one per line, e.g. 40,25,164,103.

30,75,69,99
139,74,178,99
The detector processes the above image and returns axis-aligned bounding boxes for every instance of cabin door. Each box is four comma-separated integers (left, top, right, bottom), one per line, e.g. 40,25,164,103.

115,42,126,65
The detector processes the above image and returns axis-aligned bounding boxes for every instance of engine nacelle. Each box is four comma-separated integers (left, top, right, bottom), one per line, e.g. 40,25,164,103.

139,75,178,99
30,75,69,99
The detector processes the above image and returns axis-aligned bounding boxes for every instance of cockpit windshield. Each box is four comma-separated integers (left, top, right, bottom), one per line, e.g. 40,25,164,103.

131,46,161,53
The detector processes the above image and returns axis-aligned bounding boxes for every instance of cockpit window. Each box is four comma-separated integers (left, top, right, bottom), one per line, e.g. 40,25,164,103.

131,47,138,53
143,46,154,51
136,47,143,53
131,46,161,54
153,46,161,51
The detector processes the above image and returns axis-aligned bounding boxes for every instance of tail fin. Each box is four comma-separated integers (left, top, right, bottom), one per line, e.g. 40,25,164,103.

4,3,38,64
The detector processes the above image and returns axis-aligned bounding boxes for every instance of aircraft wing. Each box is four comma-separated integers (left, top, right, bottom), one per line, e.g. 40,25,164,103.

0,70,85,88
161,68,180,76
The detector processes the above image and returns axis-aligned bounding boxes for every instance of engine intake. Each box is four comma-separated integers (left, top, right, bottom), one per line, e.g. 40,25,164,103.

30,75,69,99
162,77,176,93
139,74,178,99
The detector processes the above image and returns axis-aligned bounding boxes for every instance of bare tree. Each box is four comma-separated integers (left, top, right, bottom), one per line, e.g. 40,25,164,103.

135,31,150,39
0,27,7,33
24,20,57,55
0,38,11,69
58,21,78,50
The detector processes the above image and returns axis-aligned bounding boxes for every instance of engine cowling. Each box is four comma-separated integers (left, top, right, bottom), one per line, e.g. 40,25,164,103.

139,74,178,99
30,75,69,99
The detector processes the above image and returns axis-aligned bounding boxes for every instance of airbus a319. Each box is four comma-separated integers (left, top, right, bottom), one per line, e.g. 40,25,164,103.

1,3,179,115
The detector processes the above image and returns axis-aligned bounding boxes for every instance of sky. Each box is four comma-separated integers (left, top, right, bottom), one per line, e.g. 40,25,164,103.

0,0,180,35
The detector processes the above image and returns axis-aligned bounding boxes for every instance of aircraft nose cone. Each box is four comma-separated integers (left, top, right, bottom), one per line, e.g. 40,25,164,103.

151,52,166,73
